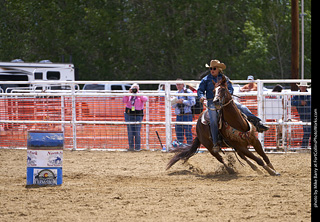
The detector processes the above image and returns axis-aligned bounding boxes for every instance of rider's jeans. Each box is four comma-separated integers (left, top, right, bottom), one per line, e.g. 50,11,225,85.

234,100,261,121
207,100,219,146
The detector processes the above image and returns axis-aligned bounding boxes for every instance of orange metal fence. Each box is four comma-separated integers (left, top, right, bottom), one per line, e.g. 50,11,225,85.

0,95,184,150
0,92,311,151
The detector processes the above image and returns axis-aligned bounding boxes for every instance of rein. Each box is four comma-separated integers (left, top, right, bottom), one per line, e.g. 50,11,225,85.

204,98,233,111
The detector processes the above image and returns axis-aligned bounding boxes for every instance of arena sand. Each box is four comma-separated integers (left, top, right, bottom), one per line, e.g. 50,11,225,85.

0,149,311,221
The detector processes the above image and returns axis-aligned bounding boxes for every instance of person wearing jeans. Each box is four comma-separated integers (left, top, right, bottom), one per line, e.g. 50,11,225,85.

123,83,148,151
291,81,311,148
172,79,196,144
124,114,143,151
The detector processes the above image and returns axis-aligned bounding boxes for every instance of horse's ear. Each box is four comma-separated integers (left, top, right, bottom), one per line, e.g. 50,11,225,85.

212,80,217,86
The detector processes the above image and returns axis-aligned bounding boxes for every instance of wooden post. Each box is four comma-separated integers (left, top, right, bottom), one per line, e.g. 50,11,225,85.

291,0,299,91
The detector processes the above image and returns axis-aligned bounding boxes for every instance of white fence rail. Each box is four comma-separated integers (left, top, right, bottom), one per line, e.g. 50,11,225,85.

0,79,311,152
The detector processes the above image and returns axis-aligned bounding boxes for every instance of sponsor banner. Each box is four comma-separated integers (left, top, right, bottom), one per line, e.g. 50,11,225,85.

27,150,63,167
26,167,62,186
33,168,58,185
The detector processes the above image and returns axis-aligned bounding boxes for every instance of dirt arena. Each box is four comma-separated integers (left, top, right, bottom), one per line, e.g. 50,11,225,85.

0,149,311,221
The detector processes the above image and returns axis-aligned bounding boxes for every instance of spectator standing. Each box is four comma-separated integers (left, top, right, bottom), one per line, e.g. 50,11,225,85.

291,81,311,148
172,79,196,144
240,75,257,92
272,84,283,93
187,82,203,119
123,83,148,151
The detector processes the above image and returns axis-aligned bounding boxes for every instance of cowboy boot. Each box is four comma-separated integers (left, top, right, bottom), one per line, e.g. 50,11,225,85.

247,116,269,133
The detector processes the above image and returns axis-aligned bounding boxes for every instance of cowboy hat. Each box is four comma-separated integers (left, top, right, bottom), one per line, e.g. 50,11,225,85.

205,60,226,70
297,81,311,87
186,81,199,89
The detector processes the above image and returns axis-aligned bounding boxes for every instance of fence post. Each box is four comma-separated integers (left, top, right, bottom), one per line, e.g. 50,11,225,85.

286,95,292,152
61,95,65,135
145,97,150,150
71,84,77,150
257,80,265,149
164,82,172,152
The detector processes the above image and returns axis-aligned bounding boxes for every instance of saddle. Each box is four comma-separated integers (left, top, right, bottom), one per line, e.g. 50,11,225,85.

201,109,226,129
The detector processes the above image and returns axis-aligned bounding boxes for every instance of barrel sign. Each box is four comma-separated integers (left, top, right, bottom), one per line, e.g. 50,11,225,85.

26,131,64,187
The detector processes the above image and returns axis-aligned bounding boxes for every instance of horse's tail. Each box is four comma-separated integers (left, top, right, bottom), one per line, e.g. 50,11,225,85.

166,137,201,170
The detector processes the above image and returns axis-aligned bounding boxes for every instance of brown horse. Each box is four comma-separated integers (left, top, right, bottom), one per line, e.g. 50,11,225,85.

167,75,280,176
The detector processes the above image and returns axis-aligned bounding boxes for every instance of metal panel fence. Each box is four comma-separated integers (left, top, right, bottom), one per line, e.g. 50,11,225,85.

0,79,311,152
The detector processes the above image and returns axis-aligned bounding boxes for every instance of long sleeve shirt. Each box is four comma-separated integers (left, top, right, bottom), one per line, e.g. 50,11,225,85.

197,73,234,100
291,91,311,122
172,88,196,115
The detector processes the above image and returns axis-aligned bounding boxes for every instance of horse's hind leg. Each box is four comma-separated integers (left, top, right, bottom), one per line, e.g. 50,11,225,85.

208,149,236,174
199,126,235,174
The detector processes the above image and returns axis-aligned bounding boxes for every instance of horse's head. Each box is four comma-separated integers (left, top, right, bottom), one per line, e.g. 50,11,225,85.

212,75,229,110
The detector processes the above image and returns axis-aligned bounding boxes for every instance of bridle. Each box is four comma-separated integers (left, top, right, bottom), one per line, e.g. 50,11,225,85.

205,86,233,111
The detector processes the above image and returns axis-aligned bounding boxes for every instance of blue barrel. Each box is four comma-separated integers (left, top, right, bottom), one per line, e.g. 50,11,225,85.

26,131,64,187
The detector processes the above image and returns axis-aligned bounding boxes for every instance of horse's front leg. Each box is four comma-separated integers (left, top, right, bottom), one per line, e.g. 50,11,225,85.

250,137,280,175
237,146,280,176
237,151,263,174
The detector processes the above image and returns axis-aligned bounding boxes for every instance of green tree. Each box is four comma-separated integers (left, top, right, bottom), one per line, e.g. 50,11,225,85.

0,0,311,81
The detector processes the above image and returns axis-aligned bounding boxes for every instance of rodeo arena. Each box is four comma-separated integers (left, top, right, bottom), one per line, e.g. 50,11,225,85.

0,61,313,221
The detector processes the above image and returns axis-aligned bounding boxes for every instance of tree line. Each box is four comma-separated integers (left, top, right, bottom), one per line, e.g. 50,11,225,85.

0,0,311,81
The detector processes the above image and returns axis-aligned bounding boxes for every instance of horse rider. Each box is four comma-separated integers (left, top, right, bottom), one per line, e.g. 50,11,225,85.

197,59,269,150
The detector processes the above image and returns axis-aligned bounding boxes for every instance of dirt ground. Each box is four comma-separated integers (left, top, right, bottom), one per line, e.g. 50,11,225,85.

0,149,311,222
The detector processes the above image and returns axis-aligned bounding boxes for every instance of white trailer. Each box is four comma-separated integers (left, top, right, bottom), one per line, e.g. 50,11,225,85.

0,60,77,91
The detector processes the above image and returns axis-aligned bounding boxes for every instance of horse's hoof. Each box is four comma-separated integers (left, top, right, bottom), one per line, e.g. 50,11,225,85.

263,165,280,176
267,163,276,171
226,167,236,174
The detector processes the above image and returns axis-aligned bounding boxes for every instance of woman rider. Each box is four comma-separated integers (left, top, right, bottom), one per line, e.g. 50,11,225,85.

197,59,269,150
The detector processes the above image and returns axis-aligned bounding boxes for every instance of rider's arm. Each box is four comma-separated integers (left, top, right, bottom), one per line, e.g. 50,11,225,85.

197,78,206,99
226,76,234,95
